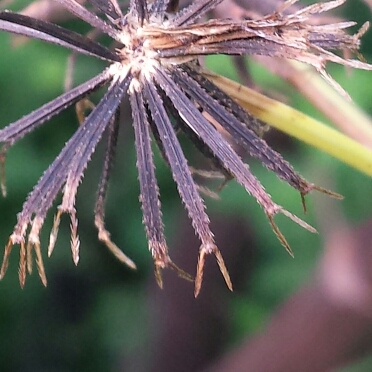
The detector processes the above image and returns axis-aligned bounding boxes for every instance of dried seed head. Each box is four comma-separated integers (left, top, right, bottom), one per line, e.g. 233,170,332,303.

0,0,371,294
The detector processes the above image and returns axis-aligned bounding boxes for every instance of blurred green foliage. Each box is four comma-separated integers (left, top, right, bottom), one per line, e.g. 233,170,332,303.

0,1,372,371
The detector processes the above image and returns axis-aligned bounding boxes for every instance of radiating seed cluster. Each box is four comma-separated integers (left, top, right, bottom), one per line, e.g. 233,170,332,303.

0,0,371,296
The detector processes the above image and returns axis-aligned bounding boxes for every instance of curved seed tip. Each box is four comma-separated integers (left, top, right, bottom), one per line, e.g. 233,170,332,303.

110,244,137,269
214,248,233,292
0,238,13,279
48,210,62,257
168,260,194,282
194,250,206,297
195,245,233,297
72,254,80,266
280,209,317,234
99,234,137,269
27,241,33,274
71,236,80,266
356,21,370,39
33,241,47,287
154,259,193,289
19,241,26,288
300,184,343,213
119,254,137,270
70,214,80,266
154,265,164,289
19,278,26,289
37,267,48,287
47,238,56,258
95,218,137,270
267,214,294,257
312,185,344,200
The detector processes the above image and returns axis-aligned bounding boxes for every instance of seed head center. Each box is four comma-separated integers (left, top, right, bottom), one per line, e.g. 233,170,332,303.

118,17,159,91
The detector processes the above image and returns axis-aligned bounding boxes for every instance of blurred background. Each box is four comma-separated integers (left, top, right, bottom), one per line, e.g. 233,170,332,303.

0,0,372,371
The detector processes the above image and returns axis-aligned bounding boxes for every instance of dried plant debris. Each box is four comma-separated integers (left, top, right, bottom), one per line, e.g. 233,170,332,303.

0,0,370,296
